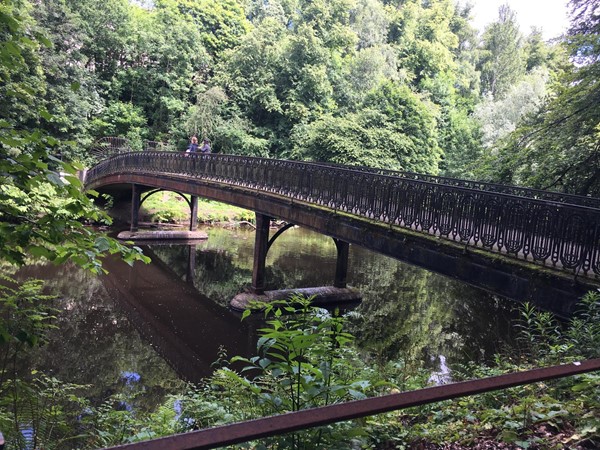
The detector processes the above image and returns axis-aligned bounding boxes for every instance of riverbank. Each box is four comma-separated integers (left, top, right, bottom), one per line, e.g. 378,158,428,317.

108,191,255,229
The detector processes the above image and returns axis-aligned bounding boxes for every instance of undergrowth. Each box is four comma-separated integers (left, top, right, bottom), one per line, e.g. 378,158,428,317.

2,285,600,449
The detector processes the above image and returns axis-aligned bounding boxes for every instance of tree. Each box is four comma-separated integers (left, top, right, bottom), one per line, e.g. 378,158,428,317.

68,0,135,92
474,68,548,148
174,0,251,57
477,4,525,99
475,0,600,195
0,0,46,129
31,0,102,162
0,0,148,271
293,80,441,173
184,86,228,140
214,17,287,132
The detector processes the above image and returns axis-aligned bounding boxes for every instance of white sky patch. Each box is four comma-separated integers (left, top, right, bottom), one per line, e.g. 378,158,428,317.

459,0,570,40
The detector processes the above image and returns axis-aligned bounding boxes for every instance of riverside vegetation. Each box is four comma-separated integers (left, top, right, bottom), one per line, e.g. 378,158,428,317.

1,289,599,449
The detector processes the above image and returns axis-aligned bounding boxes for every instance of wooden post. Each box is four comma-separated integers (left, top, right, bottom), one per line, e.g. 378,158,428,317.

251,213,272,295
130,184,141,232
333,239,349,288
190,195,198,231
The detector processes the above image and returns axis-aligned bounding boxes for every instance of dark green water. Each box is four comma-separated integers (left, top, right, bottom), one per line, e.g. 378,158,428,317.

14,225,521,409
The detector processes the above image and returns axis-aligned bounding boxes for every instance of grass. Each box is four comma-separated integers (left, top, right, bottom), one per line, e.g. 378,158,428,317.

140,191,254,225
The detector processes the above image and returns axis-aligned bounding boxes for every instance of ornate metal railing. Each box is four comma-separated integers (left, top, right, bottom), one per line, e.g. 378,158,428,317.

90,137,132,161
318,162,600,209
86,152,600,278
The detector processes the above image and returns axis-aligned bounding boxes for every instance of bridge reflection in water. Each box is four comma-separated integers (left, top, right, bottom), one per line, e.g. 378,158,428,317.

86,151,600,315
100,244,256,382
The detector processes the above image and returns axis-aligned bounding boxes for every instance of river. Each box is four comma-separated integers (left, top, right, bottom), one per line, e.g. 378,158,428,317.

13,225,521,411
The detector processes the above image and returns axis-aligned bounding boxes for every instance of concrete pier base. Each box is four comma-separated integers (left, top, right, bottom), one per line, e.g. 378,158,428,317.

117,230,208,241
230,286,362,311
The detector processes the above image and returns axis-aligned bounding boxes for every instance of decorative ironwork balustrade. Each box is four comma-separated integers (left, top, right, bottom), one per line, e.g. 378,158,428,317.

90,137,132,161
320,162,600,209
85,152,600,278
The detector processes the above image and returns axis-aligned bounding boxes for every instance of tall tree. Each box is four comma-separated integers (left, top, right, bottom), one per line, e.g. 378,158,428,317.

0,0,147,270
477,4,525,99
31,0,102,162
475,0,600,195
69,0,135,93
175,0,251,57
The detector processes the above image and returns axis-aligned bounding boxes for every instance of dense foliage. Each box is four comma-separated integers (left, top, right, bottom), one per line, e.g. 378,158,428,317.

3,292,599,449
3,0,583,180
476,0,600,195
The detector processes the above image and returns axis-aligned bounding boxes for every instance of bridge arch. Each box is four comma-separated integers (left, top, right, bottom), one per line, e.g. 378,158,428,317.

137,188,198,231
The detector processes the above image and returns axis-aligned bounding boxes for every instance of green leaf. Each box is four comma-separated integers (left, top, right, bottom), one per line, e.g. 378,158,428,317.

94,237,111,252
39,109,52,121
27,246,53,259
0,135,23,146
500,430,520,443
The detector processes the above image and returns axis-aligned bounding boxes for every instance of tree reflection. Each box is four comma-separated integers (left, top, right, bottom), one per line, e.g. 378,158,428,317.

13,262,184,412
14,224,521,405
149,226,519,374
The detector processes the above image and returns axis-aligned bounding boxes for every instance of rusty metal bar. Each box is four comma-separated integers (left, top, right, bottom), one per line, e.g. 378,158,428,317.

107,358,600,450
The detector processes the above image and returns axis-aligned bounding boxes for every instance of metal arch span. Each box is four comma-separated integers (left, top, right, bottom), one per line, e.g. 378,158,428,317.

85,151,600,315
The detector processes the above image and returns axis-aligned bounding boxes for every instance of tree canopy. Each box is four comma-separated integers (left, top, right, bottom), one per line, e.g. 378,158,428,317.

473,0,600,195
0,0,148,271
2,0,596,199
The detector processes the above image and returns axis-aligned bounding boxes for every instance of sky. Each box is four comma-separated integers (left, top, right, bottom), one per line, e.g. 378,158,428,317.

461,0,571,40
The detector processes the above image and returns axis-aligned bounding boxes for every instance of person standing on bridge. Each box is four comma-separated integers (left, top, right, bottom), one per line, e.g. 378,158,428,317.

200,138,211,154
186,136,199,153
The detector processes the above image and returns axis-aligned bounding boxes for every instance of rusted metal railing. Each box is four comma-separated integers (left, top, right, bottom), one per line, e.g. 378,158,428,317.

107,358,600,450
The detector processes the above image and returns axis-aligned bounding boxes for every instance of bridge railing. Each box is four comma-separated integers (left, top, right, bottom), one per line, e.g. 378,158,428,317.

85,152,600,278
317,162,600,209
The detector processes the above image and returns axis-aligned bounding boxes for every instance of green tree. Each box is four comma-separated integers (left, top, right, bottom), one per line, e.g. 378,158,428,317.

114,0,212,138
0,0,46,129
293,80,441,173
476,0,600,194
477,4,525,99
0,0,148,271
175,0,251,57
474,68,548,148
215,18,287,133
69,0,135,93
31,0,102,162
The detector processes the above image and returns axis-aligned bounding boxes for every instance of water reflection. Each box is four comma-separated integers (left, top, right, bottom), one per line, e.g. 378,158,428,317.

100,248,256,382
152,226,520,371
13,224,521,408
11,262,185,411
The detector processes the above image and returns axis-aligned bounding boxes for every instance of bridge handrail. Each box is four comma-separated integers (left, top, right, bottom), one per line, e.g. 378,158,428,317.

313,161,600,209
85,152,600,277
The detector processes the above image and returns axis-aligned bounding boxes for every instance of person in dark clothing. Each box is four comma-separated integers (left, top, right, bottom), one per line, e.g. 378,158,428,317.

200,138,211,154
186,136,199,153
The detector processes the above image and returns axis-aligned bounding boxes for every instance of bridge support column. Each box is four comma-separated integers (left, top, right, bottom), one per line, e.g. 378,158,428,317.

190,196,198,231
130,184,141,232
251,213,272,295
186,244,196,285
333,239,349,288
